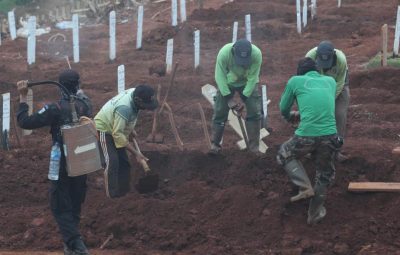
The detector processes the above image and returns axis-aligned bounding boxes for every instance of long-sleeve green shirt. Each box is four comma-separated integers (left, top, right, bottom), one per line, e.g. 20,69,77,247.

94,88,139,148
280,71,337,137
305,47,348,97
215,43,262,98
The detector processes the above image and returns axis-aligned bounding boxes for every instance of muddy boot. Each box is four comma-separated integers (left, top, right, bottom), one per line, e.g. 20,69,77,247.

284,160,314,202
208,123,224,155
335,151,349,163
307,184,327,225
64,238,90,255
245,120,261,154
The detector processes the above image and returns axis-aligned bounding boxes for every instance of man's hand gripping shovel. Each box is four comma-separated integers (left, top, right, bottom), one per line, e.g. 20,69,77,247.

230,102,250,150
130,138,159,193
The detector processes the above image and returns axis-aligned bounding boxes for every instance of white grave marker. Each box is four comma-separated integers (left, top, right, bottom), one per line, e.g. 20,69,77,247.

311,0,317,19
201,84,269,153
8,11,16,40
2,93,10,136
245,14,251,42
117,65,125,94
27,16,36,65
296,0,301,34
23,89,33,136
72,14,80,63
136,5,144,49
302,0,308,27
166,38,174,74
393,6,400,56
109,11,116,61
232,21,238,43
261,85,268,128
180,0,187,22
194,30,200,68
338,0,341,8
171,0,178,27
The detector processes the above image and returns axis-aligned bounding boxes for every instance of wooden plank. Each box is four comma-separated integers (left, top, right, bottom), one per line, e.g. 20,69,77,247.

348,182,400,192
382,24,388,67
201,84,269,153
392,147,400,155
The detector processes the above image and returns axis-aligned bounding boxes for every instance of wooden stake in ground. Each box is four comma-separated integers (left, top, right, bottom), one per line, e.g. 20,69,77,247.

146,84,164,143
99,233,114,249
381,24,388,67
65,56,72,69
348,182,400,192
197,102,211,149
159,62,178,114
164,102,184,150
11,101,21,147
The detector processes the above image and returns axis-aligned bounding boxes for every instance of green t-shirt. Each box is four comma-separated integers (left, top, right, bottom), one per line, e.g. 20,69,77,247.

214,43,262,98
279,71,337,137
306,47,348,97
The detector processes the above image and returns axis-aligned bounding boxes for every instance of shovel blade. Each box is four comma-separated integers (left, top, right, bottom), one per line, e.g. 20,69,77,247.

136,173,159,194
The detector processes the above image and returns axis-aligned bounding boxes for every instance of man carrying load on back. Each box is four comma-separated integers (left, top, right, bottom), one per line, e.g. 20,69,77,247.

16,70,92,255
209,38,263,155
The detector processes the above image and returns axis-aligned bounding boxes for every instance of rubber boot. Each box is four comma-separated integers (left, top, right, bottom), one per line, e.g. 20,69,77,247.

208,123,224,155
64,238,90,255
307,184,328,225
245,120,261,153
284,160,315,202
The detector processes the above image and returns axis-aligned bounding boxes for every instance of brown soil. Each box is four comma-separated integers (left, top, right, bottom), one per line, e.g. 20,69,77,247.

1,0,400,254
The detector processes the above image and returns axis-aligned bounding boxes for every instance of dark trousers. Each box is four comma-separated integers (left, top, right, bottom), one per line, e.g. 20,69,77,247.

50,158,87,245
98,131,131,198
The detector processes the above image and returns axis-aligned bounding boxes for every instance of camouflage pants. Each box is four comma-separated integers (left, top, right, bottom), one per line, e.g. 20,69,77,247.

278,135,338,187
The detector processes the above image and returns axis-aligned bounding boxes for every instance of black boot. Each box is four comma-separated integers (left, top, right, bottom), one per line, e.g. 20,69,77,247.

64,238,90,255
245,120,261,154
208,123,224,155
307,184,327,225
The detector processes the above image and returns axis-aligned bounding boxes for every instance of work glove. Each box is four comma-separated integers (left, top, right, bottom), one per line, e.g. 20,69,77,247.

16,80,29,97
227,98,244,112
288,111,300,128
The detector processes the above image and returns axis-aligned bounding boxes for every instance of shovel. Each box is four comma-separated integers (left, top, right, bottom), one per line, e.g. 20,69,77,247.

232,109,250,150
132,138,159,193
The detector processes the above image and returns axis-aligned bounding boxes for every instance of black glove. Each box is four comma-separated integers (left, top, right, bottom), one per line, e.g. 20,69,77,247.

227,98,244,112
288,111,300,128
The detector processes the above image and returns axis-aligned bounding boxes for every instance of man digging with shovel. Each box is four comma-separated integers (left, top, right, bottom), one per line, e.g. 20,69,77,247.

209,38,262,155
94,85,159,198
277,58,343,224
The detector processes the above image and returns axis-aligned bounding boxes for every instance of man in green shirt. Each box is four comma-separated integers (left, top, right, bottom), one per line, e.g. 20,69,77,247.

209,39,262,155
277,58,342,224
306,41,349,162
95,85,158,198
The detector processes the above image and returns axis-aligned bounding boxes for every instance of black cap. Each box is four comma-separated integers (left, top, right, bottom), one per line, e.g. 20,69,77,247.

134,85,158,110
233,39,252,67
316,41,335,69
59,69,80,94
297,57,317,75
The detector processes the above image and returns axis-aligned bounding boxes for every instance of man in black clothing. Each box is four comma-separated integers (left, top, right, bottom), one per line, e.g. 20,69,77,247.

16,70,91,255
